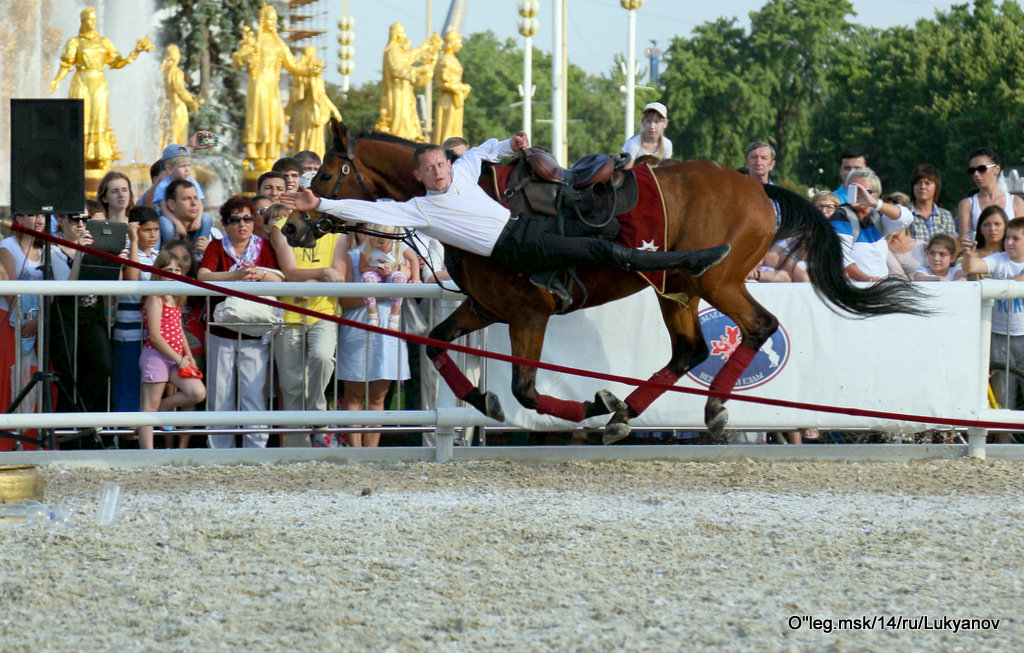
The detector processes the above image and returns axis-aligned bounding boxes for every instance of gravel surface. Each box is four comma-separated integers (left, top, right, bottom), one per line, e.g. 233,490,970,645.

1,459,1022,651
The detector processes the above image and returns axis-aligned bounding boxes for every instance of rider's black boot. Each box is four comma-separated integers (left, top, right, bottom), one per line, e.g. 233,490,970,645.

611,243,731,276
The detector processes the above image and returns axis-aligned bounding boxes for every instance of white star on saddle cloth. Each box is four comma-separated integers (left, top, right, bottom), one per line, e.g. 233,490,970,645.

638,239,659,252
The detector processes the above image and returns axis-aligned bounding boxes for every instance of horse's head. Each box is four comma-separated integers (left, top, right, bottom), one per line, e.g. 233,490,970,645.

280,210,322,249
289,119,426,248
311,118,424,202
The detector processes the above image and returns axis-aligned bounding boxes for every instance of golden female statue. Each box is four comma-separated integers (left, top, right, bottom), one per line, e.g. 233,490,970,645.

286,46,342,159
159,45,202,150
231,5,311,170
375,23,442,142
49,7,153,170
432,30,472,144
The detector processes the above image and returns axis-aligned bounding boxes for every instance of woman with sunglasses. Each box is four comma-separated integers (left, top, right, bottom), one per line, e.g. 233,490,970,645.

957,147,1024,249
198,195,283,449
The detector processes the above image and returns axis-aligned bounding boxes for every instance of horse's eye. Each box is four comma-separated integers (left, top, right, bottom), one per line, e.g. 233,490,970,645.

320,174,332,182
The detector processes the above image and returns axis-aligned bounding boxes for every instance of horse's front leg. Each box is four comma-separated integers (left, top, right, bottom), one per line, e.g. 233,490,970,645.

508,312,628,440
425,301,504,421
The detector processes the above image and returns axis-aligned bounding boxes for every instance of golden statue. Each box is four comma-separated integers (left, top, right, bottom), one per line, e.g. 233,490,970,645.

159,45,203,150
231,4,312,170
48,7,154,170
432,30,472,144
375,22,442,142
286,46,342,159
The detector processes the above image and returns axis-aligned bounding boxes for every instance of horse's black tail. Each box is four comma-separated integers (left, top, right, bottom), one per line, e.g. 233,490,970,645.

764,184,928,317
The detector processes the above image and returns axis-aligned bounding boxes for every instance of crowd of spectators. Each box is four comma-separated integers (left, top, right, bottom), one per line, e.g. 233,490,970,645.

2,112,1021,449
0,134,422,451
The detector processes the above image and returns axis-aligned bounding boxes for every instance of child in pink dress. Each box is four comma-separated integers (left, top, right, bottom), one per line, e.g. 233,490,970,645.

358,225,419,329
138,251,206,449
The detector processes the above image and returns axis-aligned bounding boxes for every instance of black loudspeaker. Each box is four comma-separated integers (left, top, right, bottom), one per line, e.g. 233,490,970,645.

10,98,85,215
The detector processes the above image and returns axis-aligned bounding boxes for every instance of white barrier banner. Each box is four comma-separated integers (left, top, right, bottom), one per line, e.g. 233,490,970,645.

478,283,986,431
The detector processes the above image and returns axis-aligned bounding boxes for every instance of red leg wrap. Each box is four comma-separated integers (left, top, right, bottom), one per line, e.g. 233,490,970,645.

709,345,758,397
625,367,680,416
535,395,586,422
431,352,476,399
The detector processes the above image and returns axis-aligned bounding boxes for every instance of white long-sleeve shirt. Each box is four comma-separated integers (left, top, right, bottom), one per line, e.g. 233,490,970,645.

316,138,515,256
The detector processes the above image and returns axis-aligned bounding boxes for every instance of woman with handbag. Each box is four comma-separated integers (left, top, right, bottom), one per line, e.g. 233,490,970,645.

198,195,283,448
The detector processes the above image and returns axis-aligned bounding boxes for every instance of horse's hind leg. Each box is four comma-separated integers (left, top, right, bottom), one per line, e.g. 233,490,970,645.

425,301,504,421
508,311,626,429
603,296,709,444
702,286,779,439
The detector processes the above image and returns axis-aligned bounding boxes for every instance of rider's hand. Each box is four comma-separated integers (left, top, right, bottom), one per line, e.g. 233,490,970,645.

282,187,319,212
510,131,530,152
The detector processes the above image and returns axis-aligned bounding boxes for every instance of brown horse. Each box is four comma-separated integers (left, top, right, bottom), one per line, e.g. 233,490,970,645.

285,120,923,443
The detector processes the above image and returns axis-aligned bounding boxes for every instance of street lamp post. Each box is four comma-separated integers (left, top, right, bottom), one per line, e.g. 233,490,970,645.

518,0,539,138
336,1,355,95
621,0,643,143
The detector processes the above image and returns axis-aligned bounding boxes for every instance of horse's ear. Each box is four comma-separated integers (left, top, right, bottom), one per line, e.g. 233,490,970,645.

330,118,348,150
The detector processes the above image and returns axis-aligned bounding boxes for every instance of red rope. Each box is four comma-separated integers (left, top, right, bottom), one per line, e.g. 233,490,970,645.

11,220,1021,430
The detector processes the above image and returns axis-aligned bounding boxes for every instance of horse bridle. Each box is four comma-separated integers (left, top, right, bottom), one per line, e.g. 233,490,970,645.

326,133,375,201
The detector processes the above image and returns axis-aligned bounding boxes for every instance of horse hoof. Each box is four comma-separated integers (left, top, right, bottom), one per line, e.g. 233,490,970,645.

603,422,631,445
484,392,505,422
591,389,627,417
706,406,729,440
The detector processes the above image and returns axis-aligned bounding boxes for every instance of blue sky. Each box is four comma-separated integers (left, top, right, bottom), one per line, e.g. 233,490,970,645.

325,0,964,86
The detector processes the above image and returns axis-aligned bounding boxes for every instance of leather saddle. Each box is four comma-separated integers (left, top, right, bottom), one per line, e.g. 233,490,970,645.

498,149,641,314
504,148,639,238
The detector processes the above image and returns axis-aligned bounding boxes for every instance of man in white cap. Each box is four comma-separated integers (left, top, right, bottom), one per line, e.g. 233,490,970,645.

622,101,673,164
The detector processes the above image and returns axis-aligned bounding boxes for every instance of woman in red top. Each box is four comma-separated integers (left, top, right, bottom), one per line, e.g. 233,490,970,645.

138,251,205,449
198,195,283,449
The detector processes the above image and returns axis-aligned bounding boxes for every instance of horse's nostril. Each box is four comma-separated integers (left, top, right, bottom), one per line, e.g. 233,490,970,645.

282,223,295,237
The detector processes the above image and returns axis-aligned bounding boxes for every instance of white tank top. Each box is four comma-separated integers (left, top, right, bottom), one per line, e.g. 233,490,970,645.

970,192,1017,230
0,237,70,313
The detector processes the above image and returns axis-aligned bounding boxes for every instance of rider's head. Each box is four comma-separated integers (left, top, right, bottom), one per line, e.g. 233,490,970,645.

412,144,452,192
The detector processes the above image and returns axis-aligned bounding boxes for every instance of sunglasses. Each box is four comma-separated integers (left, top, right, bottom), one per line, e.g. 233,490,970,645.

967,163,997,175
225,214,254,225
68,215,89,223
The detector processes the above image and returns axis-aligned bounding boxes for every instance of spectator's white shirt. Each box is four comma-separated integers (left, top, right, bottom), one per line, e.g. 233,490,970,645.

622,133,673,161
984,251,1024,335
834,206,913,278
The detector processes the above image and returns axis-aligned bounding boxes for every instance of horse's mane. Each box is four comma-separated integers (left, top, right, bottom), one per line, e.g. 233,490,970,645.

341,129,418,151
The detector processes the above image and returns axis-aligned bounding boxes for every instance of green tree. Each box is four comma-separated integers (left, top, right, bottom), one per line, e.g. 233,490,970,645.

811,0,1024,203
325,80,381,133
661,0,854,180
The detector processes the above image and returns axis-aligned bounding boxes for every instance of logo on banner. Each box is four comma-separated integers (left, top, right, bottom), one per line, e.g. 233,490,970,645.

686,307,790,389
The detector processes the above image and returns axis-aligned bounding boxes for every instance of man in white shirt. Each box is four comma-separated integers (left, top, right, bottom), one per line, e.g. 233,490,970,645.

284,131,729,284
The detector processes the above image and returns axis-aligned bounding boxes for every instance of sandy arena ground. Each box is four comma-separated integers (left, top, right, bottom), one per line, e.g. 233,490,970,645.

1,459,1022,651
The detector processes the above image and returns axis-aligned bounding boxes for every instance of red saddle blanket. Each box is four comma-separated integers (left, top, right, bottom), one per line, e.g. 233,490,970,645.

483,162,669,293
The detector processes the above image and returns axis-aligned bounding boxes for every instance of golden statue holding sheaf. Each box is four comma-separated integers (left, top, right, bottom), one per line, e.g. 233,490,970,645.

286,46,342,159
375,22,442,142
159,44,203,150
49,7,153,170
432,30,471,144
231,4,313,170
